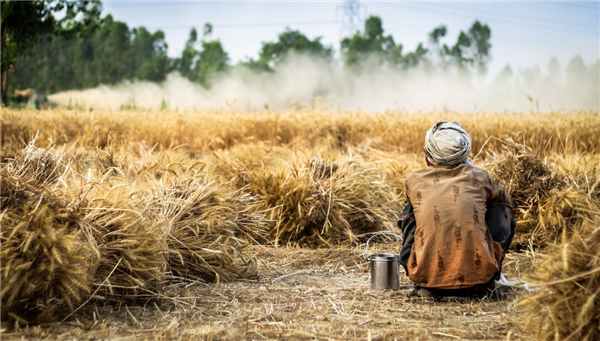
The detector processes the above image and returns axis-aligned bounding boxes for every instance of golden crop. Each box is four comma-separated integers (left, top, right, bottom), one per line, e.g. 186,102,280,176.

1,108,599,336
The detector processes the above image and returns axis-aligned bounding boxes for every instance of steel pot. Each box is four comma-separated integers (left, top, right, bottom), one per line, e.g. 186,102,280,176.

364,232,403,290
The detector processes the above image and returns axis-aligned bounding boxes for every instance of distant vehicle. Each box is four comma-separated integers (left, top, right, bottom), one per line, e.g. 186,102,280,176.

13,88,49,109
13,89,34,103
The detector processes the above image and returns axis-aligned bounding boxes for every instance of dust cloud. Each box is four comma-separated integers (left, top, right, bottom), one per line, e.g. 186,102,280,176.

49,54,599,112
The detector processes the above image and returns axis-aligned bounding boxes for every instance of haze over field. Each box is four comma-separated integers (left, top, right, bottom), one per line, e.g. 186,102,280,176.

50,54,599,112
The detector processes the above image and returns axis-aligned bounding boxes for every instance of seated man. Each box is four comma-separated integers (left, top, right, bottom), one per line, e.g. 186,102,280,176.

398,120,515,299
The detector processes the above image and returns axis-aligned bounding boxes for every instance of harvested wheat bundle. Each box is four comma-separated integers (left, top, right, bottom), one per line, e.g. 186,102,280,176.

311,155,399,240
486,138,566,211
533,188,600,245
67,143,165,184
486,138,569,247
250,162,319,246
0,154,92,326
82,148,127,180
519,222,600,341
0,146,9,166
75,145,183,183
82,184,165,301
355,144,425,198
147,165,266,282
209,144,295,186
246,154,397,247
3,138,68,186
553,154,600,202
229,188,271,246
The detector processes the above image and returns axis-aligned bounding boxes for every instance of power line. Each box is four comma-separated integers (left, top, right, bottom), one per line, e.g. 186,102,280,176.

373,2,598,35
106,0,599,31
145,20,339,30
137,16,592,51
384,22,581,49
404,2,596,33
439,2,598,31
548,1,600,11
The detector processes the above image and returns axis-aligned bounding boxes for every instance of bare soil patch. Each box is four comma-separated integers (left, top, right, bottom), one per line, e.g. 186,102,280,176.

2,244,535,340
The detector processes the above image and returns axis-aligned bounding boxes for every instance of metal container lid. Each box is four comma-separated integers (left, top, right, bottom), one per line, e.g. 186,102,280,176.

369,253,400,262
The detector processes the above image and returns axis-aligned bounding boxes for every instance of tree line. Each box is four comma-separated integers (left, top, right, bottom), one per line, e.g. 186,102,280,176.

1,0,102,102
12,15,491,93
3,1,495,102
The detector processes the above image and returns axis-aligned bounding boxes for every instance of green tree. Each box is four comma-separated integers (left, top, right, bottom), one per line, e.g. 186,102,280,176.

195,40,228,87
468,21,492,68
427,24,447,64
441,20,491,71
400,43,428,70
340,16,402,69
1,0,101,103
173,24,230,88
174,27,200,79
130,27,169,82
93,15,132,84
245,28,332,71
429,25,447,45
13,14,172,94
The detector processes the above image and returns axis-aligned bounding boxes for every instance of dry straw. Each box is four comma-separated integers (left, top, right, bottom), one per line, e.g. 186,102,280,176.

486,138,599,248
519,221,600,341
1,142,271,326
221,152,399,247
2,109,599,330
3,109,598,156
10,139,68,184
75,147,269,285
1,144,92,326
81,183,166,301
146,164,267,282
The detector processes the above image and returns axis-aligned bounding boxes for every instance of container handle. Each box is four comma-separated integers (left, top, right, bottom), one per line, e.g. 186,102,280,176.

363,232,403,259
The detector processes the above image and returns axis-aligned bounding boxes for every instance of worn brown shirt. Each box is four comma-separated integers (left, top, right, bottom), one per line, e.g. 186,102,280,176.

405,163,513,289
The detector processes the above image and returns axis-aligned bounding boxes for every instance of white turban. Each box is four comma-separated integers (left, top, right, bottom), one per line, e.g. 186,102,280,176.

424,120,472,166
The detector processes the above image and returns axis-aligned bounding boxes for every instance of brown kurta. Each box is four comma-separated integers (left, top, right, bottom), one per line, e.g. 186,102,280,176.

405,163,513,289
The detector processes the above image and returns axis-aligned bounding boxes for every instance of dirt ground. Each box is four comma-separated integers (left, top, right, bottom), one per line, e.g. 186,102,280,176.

2,243,540,341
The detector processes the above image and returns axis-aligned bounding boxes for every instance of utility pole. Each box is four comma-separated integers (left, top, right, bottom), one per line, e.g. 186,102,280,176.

338,0,364,38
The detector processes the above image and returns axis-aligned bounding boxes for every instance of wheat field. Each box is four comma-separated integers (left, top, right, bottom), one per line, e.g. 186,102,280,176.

1,108,599,340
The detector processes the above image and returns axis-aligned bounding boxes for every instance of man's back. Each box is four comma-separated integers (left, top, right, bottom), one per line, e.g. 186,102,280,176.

405,163,511,289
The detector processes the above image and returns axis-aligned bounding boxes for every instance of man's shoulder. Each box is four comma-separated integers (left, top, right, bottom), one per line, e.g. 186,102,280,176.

467,164,491,177
406,168,430,181
407,164,492,181
466,164,505,187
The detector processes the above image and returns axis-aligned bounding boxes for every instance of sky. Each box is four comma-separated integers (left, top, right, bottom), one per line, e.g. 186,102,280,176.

101,0,600,78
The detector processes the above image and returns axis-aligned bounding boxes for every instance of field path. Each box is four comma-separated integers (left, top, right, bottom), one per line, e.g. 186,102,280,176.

3,245,532,340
